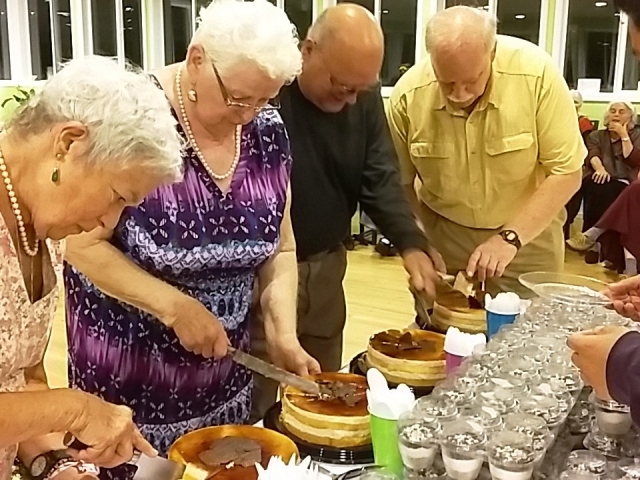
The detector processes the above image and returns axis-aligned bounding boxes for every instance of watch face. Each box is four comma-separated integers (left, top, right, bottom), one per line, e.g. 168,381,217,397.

506,232,516,241
31,456,47,477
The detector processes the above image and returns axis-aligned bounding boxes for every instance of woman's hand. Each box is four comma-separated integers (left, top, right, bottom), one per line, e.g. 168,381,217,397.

267,335,321,377
592,168,611,184
161,293,230,358
67,391,156,469
609,120,629,138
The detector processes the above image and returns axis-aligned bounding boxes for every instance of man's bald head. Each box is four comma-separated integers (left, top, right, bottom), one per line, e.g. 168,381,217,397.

425,6,497,110
299,3,384,113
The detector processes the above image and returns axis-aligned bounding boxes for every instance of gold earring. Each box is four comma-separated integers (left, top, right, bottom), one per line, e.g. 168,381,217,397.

188,88,198,102
52,154,61,183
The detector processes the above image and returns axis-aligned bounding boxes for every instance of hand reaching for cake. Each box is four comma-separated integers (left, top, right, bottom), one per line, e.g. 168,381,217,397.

267,336,321,377
401,249,439,300
466,234,518,282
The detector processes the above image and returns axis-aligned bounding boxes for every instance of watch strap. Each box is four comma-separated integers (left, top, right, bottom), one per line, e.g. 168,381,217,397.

499,230,522,250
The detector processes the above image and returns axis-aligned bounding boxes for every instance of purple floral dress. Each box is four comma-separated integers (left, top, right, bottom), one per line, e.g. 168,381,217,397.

64,108,292,480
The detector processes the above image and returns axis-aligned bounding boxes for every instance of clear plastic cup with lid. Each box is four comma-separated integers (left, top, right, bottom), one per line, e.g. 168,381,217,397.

518,345,548,366
540,363,584,393
500,357,541,384
414,396,459,424
590,393,633,437
397,411,442,475
476,386,519,415
432,377,475,407
616,458,640,480
518,395,563,428
530,379,575,415
459,404,504,434
440,418,487,480
487,430,537,480
559,472,600,480
564,450,608,478
485,376,529,398
503,412,552,456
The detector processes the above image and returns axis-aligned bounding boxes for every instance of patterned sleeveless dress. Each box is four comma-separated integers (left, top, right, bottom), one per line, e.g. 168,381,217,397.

64,108,292,480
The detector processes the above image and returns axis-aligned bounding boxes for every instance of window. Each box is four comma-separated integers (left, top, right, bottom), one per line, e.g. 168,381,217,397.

445,0,489,9
381,0,417,86
623,26,640,91
563,0,620,93
163,0,193,64
123,0,144,67
285,0,313,39
29,0,53,80
497,0,542,45
92,0,117,57
0,0,8,80
337,0,374,14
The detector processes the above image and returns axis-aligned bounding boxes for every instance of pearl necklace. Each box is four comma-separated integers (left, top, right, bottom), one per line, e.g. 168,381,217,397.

0,149,38,256
175,66,242,181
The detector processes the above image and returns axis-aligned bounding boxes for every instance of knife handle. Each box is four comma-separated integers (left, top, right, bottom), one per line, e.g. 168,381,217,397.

64,434,141,464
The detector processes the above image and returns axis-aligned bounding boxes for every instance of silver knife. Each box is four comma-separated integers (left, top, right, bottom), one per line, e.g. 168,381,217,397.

228,347,321,396
65,436,186,480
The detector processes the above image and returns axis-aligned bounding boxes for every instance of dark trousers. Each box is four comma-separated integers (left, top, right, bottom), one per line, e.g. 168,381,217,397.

249,245,348,424
582,178,628,232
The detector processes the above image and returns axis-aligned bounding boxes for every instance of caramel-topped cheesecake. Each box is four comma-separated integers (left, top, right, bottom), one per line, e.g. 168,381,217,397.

366,329,446,387
280,372,369,448
432,290,486,334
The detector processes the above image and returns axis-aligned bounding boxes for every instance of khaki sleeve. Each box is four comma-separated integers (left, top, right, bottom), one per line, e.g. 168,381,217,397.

385,93,417,186
536,59,588,176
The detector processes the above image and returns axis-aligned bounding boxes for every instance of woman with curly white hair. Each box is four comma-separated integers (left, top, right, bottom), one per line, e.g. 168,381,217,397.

0,55,182,480
64,2,320,478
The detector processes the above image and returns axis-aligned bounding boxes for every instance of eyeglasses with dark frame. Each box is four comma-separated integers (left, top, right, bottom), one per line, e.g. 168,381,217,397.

211,60,281,112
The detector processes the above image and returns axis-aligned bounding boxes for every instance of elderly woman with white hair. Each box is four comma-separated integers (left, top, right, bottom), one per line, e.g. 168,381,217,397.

0,55,182,480
64,2,319,478
568,101,640,258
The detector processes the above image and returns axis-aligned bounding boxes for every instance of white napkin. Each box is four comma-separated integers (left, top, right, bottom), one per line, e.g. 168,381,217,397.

485,292,521,315
444,327,486,357
366,368,415,420
256,456,320,480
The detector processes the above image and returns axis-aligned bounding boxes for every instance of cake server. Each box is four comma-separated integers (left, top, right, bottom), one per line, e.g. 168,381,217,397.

227,346,321,396
63,436,186,480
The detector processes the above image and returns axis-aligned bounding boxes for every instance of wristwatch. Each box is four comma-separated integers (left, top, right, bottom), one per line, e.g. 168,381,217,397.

29,450,99,479
499,230,522,250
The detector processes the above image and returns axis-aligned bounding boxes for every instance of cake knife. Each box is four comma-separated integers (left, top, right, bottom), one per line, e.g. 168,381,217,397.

227,346,322,396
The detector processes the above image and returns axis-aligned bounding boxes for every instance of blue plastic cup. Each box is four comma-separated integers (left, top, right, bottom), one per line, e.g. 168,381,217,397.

486,310,518,339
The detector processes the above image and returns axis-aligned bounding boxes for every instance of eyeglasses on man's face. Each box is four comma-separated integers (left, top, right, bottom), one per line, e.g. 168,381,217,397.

313,42,380,95
211,60,281,112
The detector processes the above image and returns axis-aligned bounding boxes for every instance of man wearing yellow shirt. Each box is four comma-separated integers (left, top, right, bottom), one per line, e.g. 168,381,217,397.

386,6,585,295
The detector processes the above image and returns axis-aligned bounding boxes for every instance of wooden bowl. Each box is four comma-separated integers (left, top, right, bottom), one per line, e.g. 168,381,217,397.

169,425,299,480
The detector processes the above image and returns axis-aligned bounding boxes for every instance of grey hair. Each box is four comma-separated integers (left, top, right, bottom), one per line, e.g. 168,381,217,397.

426,6,497,53
192,0,302,83
570,90,583,108
7,56,183,181
603,101,637,128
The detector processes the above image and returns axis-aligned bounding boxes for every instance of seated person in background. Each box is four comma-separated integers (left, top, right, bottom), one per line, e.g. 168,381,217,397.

564,90,594,239
567,101,640,265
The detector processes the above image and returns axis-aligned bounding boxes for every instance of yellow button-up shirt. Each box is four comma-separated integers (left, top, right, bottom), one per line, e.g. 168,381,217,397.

387,35,586,230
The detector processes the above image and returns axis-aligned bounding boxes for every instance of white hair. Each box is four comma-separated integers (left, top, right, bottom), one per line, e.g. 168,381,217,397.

426,6,497,53
604,100,637,128
8,56,183,181
192,0,302,83
570,90,583,108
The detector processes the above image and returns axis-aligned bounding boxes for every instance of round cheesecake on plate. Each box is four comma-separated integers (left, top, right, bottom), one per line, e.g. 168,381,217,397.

280,372,370,448
366,329,446,387
432,291,486,334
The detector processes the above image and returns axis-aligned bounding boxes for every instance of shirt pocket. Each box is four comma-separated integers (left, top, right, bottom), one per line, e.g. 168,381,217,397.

485,132,536,182
410,141,454,192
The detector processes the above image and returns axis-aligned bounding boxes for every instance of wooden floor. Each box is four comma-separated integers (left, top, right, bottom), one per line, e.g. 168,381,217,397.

44,246,617,389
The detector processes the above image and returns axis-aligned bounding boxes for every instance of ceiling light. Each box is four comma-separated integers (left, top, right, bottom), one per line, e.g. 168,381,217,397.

515,14,526,19
595,1,608,7
382,9,389,13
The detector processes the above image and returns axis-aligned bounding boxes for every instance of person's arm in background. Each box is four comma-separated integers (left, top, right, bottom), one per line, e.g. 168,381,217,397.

359,91,438,297
386,89,447,275
622,127,640,166
65,224,229,359
586,131,612,184
257,186,320,376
